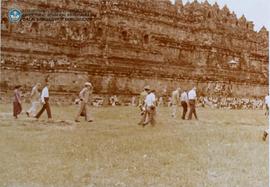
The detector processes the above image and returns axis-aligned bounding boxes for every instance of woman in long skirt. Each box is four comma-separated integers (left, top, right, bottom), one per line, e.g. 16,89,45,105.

13,85,22,119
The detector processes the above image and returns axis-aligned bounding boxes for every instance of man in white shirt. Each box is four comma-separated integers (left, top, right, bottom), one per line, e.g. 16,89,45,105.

26,83,41,117
35,81,52,119
187,87,198,120
171,87,181,118
143,89,157,127
180,89,189,120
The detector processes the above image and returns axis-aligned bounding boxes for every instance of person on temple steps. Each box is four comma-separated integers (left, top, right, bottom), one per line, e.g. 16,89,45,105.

35,81,52,120
75,82,94,123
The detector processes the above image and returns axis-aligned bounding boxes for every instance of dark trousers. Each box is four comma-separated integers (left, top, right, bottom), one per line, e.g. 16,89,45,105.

181,101,188,119
143,106,156,126
188,100,198,120
35,97,52,119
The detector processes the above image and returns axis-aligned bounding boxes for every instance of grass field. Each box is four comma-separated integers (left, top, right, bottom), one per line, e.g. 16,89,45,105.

0,104,268,187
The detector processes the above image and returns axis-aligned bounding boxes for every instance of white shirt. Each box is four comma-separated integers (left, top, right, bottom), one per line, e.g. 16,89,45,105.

41,86,49,103
180,92,188,102
145,93,156,107
188,89,196,100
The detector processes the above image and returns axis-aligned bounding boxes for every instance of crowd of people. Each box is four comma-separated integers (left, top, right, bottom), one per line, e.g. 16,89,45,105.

198,96,264,109
136,85,199,127
13,80,93,122
11,81,201,124
11,81,269,132
102,95,265,111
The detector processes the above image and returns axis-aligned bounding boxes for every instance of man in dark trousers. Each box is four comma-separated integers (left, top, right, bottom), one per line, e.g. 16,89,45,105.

180,89,189,120
35,81,52,120
187,87,198,120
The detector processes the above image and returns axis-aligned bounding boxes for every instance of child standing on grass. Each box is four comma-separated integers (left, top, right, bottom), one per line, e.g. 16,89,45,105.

13,85,22,119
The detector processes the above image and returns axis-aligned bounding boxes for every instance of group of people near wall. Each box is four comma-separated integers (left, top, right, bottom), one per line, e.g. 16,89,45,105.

137,85,198,127
12,81,199,125
104,94,264,111
198,96,264,110
11,81,268,132
13,81,53,120
13,80,93,122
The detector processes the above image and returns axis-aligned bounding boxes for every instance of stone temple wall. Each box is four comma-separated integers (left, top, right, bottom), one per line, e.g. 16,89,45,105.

1,0,269,102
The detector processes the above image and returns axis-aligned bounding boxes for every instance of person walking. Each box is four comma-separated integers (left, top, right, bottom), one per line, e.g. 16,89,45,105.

26,83,41,117
35,81,52,120
143,89,157,127
180,89,189,120
187,87,198,120
13,85,22,119
263,94,270,141
171,87,181,118
138,85,150,125
75,82,93,123
265,94,269,116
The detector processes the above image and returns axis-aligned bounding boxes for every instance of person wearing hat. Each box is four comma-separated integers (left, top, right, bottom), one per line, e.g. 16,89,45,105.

75,82,93,122
138,85,150,125
171,87,181,118
13,85,22,119
26,83,41,117
143,89,157,127
187,86,198,120
35,81,52,120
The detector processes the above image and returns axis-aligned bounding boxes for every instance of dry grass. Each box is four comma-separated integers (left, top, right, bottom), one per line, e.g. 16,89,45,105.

0,104,268,187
